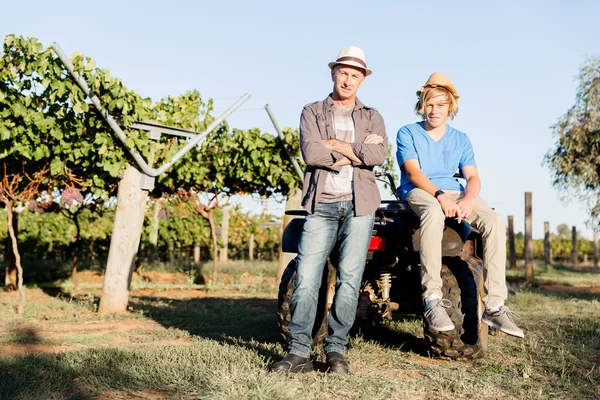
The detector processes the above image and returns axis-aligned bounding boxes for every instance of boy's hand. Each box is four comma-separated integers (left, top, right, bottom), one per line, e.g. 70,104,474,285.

438,194,463,223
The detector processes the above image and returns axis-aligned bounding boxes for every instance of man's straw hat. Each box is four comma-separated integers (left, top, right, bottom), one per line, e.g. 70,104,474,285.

328,46,372,76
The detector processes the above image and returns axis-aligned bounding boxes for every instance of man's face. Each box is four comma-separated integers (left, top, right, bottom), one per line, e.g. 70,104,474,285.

424,94,450,129
331,65,365,101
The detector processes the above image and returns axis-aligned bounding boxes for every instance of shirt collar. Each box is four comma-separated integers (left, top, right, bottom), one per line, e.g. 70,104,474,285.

325,93,368,110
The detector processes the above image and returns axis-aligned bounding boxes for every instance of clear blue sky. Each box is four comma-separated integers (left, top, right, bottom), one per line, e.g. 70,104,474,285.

2,0,599,238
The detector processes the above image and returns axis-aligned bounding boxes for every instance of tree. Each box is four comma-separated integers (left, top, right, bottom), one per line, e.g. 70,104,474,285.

556,223,570,239
545,56,600,222
0,34,154,312
0,35,59,312
2,33,301,312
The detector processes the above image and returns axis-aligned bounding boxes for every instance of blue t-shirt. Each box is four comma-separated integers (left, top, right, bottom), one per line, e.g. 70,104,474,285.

396,122,476,200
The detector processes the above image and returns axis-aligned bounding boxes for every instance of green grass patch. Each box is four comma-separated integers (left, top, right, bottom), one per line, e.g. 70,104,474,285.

506,260,600,287
0,266,598,399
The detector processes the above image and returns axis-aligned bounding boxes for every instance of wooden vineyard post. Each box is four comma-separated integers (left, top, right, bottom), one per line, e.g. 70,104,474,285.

524,192,534,283
544,221,552,269
594,229,599,269
508,216,517,270
98,165,148,314
571,226,578,267
219,207,230,262
194,243,201,264
249,233,255,261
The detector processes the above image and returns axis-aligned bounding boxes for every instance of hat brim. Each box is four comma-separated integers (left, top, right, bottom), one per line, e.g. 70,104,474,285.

328,61,372,76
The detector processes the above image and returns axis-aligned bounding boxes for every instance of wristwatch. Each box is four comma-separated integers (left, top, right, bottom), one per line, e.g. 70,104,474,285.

434,190,445,199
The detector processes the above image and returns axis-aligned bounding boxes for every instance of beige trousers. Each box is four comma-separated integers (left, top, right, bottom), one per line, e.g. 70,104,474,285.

406,188,507,309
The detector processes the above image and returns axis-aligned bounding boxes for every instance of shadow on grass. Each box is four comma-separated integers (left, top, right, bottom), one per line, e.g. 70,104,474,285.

551,263,600,275
130,296,435,359
352,319,429,356
130,296,283,360
0,330,181,400
0,327,95,400
531,288,600,301
0,290,441,399
33,288,435,361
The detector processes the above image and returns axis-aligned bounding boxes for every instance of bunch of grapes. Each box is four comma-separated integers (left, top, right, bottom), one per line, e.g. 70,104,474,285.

40,202,60,213
61,188,84,206
158,208,171,221
27,200,42,213
28,201,60,214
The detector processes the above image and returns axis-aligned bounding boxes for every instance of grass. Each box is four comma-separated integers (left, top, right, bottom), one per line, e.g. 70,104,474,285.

0,262,598,399
506,260,600,287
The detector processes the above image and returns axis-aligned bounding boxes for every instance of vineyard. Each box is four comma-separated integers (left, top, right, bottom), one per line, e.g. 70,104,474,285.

0,34,302,314
1,34,599,400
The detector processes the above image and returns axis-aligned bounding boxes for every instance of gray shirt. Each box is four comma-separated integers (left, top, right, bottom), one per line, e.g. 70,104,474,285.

321,104,355,202
299,95,388,216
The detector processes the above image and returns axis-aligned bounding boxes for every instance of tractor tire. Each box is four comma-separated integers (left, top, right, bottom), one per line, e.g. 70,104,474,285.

423,257,488,359
277,258,336,350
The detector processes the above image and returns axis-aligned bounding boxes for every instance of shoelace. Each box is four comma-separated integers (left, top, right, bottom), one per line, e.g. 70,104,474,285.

424,298,453,318
498,306,519,320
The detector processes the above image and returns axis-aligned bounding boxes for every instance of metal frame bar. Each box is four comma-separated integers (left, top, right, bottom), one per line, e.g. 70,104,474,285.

50,42,250,178
265,104,304,182
131,121,201,140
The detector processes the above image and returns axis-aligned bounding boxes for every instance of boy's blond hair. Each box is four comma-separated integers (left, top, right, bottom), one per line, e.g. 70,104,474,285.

415,86,459,119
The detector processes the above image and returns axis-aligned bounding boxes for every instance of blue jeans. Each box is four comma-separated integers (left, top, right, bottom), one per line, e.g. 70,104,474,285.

288,201,375,357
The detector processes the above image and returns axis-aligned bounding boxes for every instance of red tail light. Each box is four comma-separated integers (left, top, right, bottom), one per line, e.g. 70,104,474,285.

368,236,385,251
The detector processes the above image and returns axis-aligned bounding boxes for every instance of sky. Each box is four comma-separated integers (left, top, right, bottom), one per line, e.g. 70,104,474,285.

2,0,599,239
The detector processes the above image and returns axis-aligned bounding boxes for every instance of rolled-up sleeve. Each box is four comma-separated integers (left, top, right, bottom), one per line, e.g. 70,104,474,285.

396,126,418,167
300,107,343,172
350,112,388,166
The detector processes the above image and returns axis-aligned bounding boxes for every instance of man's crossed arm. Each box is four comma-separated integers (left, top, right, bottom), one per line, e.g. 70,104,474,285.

321,134,384,167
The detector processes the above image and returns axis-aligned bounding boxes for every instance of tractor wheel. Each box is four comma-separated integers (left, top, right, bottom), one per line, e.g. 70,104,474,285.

277,258,336,350
423,257,488,359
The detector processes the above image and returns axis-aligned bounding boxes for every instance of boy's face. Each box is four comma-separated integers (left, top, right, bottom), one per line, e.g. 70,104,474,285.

424,94,450,129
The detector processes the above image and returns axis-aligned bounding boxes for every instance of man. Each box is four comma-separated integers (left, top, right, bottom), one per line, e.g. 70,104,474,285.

396,72,524,338
269,46,388,374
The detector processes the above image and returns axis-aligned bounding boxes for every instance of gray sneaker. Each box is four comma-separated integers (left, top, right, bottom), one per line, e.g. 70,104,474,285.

482,306,524,338
424,298,455,332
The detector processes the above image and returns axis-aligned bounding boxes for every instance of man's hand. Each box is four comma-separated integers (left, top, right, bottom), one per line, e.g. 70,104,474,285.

456,197,476,221
438,194,463,223
332,157,352,168
363,134,384,145
321,139,335,150
320,139,362,164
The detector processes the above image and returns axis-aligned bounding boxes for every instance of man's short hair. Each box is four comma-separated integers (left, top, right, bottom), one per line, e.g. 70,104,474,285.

415,87,459,119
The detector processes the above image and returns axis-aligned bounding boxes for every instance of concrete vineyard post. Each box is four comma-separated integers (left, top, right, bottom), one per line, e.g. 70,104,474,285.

98,165,148,314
